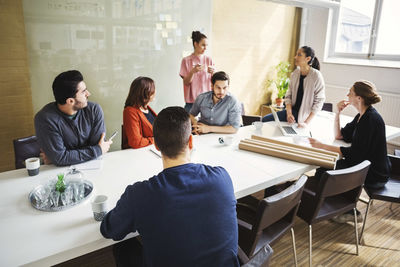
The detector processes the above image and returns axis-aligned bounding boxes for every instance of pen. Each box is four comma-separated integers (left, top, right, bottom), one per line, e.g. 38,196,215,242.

309,131,312,138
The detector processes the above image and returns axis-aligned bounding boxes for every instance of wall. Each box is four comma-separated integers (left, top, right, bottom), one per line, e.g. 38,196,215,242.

212,0,300,115
0,0,34,171
23,0,212,151
303,7,400,145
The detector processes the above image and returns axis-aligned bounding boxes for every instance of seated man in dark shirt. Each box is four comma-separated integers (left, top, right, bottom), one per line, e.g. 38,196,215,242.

100,106,239,267
34,70,112,166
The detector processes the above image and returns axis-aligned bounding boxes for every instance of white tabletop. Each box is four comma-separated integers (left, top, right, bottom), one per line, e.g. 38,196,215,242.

1,111,399,267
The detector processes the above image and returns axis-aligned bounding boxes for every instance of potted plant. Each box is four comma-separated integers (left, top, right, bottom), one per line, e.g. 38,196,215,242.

272,61,290,107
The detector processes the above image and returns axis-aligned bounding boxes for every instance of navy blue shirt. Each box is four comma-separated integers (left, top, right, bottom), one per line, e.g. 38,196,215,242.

143,110,155,125
101,163,239,267
340,106,391,186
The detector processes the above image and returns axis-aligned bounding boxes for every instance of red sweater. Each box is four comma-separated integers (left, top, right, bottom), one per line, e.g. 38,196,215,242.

123,106,157,149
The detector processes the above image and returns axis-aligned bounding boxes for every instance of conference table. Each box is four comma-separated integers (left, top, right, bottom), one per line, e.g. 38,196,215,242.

1,111,399,266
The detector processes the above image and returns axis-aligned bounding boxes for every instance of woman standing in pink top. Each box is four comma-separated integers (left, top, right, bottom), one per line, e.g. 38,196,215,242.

180,31,214,113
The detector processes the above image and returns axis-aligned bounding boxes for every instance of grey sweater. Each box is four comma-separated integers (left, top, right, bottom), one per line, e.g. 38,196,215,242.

34,102,105,166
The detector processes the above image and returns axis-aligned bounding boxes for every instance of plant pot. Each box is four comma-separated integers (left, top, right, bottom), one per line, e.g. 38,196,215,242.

275,98,284,107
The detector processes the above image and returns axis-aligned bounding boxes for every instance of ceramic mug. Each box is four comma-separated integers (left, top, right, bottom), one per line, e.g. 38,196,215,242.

218,136,234,146
91,195,108,221
25,157,40,176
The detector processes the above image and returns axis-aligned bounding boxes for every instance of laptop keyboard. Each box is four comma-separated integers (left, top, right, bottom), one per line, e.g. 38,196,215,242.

283,126,297,134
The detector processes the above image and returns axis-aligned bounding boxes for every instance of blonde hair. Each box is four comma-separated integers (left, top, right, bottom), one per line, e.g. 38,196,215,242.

353,80,381,106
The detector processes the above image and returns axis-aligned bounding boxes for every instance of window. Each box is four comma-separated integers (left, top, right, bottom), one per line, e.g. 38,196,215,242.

329,0,400,61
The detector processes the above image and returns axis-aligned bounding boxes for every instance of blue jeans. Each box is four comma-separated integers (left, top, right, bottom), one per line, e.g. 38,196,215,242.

262,109,299,122
184,103,193,113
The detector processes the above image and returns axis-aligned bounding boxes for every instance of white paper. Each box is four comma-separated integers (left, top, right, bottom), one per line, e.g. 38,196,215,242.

73,158,103,170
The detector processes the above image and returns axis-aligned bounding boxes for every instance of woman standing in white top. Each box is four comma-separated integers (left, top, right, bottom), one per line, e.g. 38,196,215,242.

263,46,325,127
179,31,215,113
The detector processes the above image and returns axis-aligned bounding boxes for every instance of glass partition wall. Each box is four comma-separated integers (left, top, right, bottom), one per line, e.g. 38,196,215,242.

23,0,212,151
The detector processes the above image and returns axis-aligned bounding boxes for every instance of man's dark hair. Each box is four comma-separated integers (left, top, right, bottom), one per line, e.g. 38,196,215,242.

211,71,230,85
153,107,191,159
52,70,84,104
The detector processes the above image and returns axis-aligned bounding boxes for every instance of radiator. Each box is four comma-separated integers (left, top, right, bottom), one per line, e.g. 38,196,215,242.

325,84,400,146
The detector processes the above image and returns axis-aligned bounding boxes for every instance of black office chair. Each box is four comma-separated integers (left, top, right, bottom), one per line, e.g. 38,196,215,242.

297,160,370,267
237,175,307,266
238,244,273,267
322,102,333,112
13,135,41,169
242,115,262,126
121,125,129,150
359,154,400,243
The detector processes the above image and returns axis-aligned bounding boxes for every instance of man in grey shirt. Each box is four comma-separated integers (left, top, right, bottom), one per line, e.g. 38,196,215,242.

190,71,241,134
34,70,112,166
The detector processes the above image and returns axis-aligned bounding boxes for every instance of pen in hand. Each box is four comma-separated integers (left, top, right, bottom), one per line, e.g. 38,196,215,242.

309,131,312,138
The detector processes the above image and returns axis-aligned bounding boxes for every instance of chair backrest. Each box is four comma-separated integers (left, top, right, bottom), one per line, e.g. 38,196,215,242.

255,175,308,232
121,124,129,150
322,102,333,112
301,160,370,223
242,115,262,126
388,154,400,179
13,135,41,169
241,102,246,116
318,160,370,198
239,244,273,267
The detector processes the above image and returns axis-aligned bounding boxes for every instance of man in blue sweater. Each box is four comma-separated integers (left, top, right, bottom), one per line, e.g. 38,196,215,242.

100,106,239,267
34,70,112,166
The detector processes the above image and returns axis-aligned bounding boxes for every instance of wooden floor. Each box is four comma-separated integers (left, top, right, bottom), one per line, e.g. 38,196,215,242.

271,194,400,267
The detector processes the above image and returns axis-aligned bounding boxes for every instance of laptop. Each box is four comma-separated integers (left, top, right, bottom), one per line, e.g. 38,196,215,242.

270,108,299,136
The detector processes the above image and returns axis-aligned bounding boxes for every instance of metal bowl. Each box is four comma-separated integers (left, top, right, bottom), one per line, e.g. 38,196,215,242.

28,179,93,212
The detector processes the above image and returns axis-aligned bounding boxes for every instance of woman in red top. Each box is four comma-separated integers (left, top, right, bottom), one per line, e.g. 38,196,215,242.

123,77,157,149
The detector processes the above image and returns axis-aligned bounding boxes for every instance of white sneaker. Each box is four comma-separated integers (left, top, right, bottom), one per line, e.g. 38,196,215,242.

332,212,363,223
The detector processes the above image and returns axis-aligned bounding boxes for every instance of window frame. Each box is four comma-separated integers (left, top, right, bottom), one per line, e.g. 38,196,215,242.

327,0,400,62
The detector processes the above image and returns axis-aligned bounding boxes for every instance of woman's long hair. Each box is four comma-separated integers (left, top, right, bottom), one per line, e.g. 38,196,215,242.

301,46,320,70
124,77,155,108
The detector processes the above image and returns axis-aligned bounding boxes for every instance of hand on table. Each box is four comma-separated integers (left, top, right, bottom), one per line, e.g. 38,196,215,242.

192,123,210,134
308,138,324,149
297,122,308,128
287,113,296,124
